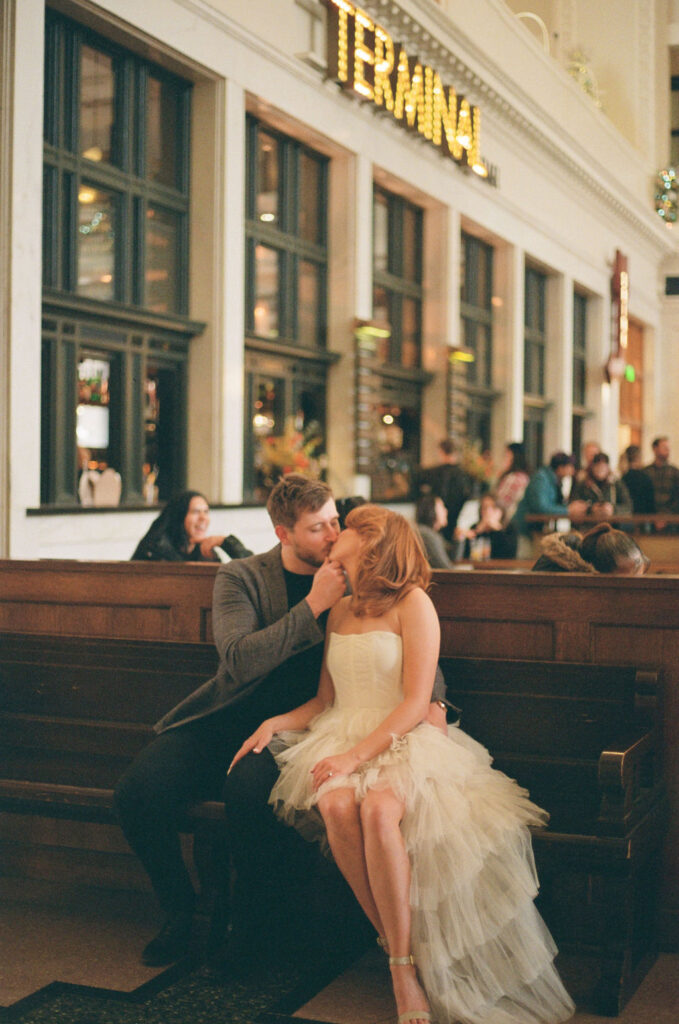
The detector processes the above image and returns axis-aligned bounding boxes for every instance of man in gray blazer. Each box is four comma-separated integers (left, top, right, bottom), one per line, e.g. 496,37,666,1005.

115,475,447,969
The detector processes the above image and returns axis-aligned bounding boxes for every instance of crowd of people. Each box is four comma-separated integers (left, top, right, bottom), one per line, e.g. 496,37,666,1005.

131,436,673,574
411,434,675,571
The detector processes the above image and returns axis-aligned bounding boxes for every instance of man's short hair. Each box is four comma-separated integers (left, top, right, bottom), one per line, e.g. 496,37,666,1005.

652,436,668,449
549,451,574,471
438,438,458,457
266,474,333,529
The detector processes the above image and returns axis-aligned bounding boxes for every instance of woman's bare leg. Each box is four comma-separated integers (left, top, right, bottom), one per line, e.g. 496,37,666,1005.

317,787,384,938
361,788,430,1024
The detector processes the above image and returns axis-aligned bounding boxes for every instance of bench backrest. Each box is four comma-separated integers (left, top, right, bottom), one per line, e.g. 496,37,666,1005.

441,657,661,830
0,632,219,789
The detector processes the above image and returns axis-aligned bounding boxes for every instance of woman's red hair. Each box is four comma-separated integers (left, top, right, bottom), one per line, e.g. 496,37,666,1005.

344,504,431,616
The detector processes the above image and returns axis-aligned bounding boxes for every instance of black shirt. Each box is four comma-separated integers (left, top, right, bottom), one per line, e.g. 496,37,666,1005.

237,568,329,729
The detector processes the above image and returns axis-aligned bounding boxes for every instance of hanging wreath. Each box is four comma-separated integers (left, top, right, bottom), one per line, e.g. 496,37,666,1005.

655,168,678,224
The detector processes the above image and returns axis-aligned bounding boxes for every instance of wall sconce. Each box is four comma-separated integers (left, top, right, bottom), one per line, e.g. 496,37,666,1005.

353,318,391,340
449,345,475,363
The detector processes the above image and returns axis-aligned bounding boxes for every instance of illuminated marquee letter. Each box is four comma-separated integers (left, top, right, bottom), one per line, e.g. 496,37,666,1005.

324,0,488,180
325,0,355,85
353,8,375,100
373,28,395,111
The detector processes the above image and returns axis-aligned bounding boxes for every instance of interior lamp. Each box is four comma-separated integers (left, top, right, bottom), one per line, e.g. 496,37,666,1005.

353,318,391,340
449,345,475,363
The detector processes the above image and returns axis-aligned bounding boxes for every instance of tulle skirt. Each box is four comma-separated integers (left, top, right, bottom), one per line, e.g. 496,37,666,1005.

269,708,575,1024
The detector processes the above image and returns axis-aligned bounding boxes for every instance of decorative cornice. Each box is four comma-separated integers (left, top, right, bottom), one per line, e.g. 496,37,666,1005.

358,0,673,254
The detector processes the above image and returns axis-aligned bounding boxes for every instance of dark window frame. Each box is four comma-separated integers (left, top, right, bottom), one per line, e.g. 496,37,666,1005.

244,115,328,349
243,116,333,503
372,184,424,369
41,10,199,508
459,231,496,447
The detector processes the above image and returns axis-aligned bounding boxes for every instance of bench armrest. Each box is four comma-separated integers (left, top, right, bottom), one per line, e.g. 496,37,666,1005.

597,728,662,835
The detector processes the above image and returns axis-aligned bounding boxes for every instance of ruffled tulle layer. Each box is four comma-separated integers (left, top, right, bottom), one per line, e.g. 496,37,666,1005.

269,711,574,1024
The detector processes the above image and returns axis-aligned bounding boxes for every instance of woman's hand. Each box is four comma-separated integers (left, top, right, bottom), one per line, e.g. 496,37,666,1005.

199,535,226,559
228,720,275,774
311,751,361,791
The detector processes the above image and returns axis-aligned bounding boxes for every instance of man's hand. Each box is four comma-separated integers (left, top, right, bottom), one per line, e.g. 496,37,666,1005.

592,501,614,521
567,500,589,523
305,559,346,618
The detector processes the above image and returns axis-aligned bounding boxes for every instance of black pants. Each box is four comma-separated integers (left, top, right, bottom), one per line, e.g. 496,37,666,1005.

114,710,323,939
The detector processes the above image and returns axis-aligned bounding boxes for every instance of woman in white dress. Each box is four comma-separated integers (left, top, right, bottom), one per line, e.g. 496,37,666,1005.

229,505,574,1024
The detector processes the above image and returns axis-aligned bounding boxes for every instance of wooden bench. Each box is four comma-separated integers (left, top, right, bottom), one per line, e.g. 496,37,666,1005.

441,656,665,1016
0,631,229,910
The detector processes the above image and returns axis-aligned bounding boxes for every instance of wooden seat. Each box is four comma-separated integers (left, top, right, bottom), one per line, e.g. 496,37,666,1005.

441,656,665,1016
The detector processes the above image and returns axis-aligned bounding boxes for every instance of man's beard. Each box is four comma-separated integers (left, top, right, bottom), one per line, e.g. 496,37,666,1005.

291,542,331,569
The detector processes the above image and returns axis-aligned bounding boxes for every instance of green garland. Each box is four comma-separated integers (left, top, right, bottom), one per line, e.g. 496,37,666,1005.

655,168,678,224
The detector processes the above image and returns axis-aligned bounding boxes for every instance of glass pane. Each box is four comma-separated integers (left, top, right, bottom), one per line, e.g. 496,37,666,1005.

144,363,180,504
373,191,389,272
76,355,114,503
147,75,179,187
77,185,116,299
297,259,320,346
254,245,280,337
401,204,419,281
256,131,279,226
80,45,115,164
299,151,323,243
372,284,392,362
145,205,179,313
401,296,420,368
373,403,417,501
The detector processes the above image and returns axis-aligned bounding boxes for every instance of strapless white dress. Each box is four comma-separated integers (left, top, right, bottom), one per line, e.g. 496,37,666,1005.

269,631,574,1024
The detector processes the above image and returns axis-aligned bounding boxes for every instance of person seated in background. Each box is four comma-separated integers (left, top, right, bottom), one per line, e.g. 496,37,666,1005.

414,494,454,568
574,439,601,485
512,452,589,554
644,436,679,518
335,495,367,530
619,444,655,514
131,490,252,562
570,452,632,521
455,492,519,560
532,522,650,575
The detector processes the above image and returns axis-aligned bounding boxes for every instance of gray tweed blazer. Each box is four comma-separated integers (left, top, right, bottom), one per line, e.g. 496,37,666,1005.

155,544,324,733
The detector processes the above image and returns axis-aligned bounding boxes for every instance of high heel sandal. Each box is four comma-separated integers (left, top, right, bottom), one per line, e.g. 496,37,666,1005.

388,955,432,1024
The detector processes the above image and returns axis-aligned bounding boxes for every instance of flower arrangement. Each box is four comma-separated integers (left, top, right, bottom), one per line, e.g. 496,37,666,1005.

255,419,326,490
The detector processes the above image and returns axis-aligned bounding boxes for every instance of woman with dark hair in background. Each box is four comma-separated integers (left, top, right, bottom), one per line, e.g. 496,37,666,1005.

131,490,252,562
532,522,649,575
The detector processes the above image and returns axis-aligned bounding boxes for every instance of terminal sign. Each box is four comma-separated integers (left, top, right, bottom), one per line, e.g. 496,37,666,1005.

324,0,488,179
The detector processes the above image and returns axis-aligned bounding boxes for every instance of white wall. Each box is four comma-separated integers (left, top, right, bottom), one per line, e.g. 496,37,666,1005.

4,0,676,559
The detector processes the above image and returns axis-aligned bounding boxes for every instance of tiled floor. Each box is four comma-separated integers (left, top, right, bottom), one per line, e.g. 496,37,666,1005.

1,877,677,1024
287,947,679,1024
